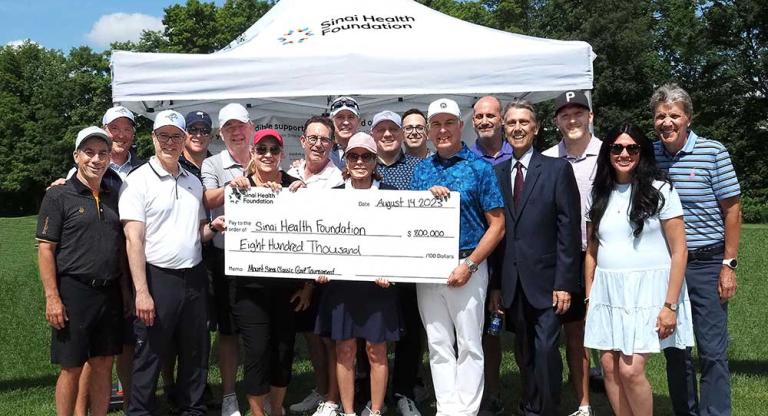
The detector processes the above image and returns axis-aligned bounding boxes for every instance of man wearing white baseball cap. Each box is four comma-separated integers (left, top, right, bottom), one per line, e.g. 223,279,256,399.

101,106,144,179
120,109,225,415
369,110,425,416
201,102,256,416
37,126,125,416
51,105,144,192
410,98,505,416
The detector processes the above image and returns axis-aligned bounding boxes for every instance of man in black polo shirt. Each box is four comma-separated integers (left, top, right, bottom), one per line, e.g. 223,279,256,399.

37,126,126,416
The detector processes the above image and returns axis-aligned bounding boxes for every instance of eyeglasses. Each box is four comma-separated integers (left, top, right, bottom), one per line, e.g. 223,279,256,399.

403,125,426,134
156,133,185,144
346,152,376,163
254,145,281,155
609,143,641,155
304,135,333,146
187,127,211,136
329,98,359,113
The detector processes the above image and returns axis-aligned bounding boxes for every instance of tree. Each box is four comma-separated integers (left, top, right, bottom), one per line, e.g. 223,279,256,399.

112,0,273,53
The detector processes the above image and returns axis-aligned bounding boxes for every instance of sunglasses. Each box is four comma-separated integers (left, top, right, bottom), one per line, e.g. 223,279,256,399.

346,152,376,163
330,98,359,112
609,143,641,155
187,127,212,136
254,145,281,155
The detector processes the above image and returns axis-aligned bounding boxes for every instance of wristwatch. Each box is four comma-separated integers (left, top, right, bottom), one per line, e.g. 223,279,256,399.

722,258,738,269
208,221,219,233
664,302,678,312
463,258,479,274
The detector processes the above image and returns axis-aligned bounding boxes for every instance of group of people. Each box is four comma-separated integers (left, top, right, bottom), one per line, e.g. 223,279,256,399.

36,84,741,416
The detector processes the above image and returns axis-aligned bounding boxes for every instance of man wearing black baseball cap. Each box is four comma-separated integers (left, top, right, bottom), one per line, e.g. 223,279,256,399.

180,111,214,178
542,90,601,416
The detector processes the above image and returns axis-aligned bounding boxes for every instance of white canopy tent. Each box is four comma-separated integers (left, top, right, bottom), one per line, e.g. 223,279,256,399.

111,0,594,161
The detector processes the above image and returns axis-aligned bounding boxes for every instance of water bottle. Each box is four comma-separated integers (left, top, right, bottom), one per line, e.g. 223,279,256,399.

486,311,503,336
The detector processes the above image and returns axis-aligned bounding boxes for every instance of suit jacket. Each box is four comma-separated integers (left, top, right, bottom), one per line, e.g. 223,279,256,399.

490,150,581,310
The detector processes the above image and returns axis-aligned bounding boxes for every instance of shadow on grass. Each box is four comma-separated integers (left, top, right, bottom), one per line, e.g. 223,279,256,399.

728,358,768,377
0,373,58,393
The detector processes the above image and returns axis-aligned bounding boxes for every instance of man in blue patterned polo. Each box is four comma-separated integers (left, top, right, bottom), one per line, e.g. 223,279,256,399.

410,98,505,416
651,83,741,416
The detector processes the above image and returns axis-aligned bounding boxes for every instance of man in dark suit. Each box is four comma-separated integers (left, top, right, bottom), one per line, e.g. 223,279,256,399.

489,99,581,416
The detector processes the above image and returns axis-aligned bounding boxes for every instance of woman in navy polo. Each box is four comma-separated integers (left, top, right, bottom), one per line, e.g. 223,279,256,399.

314,132,402,416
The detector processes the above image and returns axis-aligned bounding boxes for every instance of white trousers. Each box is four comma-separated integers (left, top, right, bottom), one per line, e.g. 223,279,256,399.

417,260,487,416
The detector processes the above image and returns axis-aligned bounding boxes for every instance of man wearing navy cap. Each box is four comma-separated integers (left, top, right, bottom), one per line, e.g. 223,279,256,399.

181,111,214,178
37,127,126,416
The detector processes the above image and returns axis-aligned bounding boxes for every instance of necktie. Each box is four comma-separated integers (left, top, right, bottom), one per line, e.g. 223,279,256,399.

513,161,525,208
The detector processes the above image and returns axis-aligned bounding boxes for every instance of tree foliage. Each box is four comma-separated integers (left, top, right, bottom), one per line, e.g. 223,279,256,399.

2,0,767,215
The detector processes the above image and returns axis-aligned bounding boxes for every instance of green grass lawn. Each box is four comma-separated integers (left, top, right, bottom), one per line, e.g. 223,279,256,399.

1,217,766,415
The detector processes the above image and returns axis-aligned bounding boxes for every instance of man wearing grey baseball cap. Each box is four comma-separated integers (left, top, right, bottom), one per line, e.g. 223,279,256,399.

120,110,225,415
37,126,126,416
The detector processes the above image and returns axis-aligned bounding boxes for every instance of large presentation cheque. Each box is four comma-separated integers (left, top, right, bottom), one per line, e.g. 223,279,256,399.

224,187,460,283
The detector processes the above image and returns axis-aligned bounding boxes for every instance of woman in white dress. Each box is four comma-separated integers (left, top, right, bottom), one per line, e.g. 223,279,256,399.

583,123,694,415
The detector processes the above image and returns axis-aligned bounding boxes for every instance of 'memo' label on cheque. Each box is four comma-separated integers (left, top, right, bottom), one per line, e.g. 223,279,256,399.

224,188,460,283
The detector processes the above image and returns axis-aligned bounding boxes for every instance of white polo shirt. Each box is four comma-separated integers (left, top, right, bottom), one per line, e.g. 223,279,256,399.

119,156,206,269
287,160,343,189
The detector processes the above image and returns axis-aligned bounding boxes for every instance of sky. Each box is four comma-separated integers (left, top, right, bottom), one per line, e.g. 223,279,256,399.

0,0,225,52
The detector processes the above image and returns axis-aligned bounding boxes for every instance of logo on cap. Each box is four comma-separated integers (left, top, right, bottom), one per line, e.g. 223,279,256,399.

440,102,447,109
167,113,179,121
117,108,130,115
565,91,576,102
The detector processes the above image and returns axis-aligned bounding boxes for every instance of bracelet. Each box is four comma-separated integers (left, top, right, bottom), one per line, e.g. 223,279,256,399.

584,297,590,305
208,221,219,233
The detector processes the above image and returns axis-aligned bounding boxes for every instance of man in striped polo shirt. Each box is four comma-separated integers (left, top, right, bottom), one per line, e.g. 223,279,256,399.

651,83,741,416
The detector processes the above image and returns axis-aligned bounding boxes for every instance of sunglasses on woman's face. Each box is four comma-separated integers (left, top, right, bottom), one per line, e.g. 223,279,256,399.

346,152,375,163
609,143,641,156
254,145,281,155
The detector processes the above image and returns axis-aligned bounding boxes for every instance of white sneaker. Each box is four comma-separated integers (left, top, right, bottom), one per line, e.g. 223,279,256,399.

394,394,421,416
263,401,285,416
360,401,386,416
311,401,340,416
568,407,594,416
222,393,242,416
290,390,324,413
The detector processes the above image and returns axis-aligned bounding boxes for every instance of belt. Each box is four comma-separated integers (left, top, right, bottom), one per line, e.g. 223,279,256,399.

459,249,474,259
687,242,725,263
72,276,115,288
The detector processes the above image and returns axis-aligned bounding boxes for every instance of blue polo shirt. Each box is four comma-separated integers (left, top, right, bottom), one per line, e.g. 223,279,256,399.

410,143,504,250
470,139,514,166
376,151,421,190
654,131,741,249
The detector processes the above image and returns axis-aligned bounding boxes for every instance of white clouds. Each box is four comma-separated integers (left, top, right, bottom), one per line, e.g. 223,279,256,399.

6,39,38,48
85,13,164,49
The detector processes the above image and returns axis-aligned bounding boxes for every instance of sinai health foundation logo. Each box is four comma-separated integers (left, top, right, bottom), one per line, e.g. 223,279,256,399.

278,28,314,45
278,15,415,45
